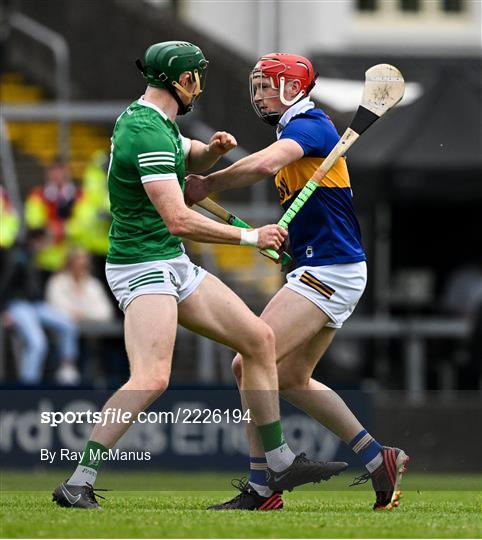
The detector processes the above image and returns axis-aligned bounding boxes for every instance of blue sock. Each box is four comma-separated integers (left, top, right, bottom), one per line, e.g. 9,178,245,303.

249,457,272,496
349,429,383,473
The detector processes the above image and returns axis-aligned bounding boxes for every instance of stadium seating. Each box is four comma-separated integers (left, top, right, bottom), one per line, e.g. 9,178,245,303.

1,71,109,182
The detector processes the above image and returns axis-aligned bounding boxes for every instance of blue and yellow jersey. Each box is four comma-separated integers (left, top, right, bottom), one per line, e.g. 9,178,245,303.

276,105,366,268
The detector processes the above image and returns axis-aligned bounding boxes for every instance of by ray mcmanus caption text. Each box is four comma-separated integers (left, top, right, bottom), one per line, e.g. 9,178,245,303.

40,448,151,464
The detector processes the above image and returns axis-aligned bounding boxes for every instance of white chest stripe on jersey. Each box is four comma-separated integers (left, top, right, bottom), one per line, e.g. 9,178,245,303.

138,151,175,158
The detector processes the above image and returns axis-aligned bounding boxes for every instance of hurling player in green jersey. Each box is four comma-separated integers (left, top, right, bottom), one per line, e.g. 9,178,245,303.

52,42,347,510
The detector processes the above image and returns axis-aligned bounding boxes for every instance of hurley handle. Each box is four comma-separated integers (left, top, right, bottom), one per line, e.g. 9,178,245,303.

197,197,292,268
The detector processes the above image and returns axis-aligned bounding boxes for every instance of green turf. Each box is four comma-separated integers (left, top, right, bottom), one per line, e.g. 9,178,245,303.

1,471,481,538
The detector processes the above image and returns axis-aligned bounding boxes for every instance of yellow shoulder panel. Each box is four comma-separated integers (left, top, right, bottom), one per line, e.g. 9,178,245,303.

275,156,350,204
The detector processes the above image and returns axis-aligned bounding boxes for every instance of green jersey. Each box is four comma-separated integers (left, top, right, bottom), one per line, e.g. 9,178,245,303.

106,97,189,264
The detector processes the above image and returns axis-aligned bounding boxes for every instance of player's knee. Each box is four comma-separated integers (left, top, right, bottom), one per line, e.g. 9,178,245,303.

278,369,309,391
149,374,170,393
244,322,275,357
128,373,170,394
231,354,242,382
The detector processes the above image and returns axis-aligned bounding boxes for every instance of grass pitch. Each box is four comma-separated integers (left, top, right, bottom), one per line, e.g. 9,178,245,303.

1,471,481,538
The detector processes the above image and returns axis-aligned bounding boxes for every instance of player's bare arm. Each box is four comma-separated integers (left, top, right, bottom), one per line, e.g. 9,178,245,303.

185,138,303,204
185,131,237,173
144,179,286,249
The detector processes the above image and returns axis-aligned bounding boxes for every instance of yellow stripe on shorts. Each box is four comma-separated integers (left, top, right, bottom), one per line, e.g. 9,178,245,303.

299,271,335,299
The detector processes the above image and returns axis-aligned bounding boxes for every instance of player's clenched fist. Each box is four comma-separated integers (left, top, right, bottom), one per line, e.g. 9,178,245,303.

208,131,237,156
256,225,288,250
185,174,209,206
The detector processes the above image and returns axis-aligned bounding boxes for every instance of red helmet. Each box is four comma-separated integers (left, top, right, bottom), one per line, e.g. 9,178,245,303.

250,53,317,125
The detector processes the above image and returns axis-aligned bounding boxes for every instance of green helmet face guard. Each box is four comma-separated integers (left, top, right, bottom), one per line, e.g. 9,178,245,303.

136,41,209,114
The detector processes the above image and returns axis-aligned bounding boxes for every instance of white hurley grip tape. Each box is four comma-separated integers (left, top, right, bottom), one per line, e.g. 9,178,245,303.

240,228,259,247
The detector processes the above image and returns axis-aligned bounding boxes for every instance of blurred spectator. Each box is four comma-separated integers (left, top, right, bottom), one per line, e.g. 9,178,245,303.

0,185,20,249
67,150,111,279
46,248,113,322
24,159,81,274
0,229,80,385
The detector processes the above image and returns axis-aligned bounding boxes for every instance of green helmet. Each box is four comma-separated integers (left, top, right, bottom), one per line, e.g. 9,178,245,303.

136,41,209,114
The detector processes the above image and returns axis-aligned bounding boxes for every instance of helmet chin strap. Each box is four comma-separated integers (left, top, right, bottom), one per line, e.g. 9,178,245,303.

278,77,305,106
170,70,202,116
166,84,191,115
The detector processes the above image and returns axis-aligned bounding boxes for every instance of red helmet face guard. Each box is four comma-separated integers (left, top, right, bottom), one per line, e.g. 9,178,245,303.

249,53,317,125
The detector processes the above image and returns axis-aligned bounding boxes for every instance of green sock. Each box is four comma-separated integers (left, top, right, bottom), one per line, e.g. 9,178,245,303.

69,440,107,485
257,420,285,452
80,440,108,470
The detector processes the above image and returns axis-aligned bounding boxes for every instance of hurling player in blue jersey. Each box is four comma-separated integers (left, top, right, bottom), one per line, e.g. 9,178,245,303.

186,53,408,511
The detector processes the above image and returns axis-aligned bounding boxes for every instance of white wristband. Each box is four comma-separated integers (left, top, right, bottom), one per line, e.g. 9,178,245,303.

240,228,259,247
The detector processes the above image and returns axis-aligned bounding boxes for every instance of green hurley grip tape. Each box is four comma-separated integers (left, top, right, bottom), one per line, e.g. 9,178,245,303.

261,247,280,260
260,247,293,265
228,215,251,229
260,178,319,261
278,178,318,229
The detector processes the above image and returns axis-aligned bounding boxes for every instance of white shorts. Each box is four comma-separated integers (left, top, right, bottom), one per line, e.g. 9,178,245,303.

285,262,367,328
105,253,207,312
